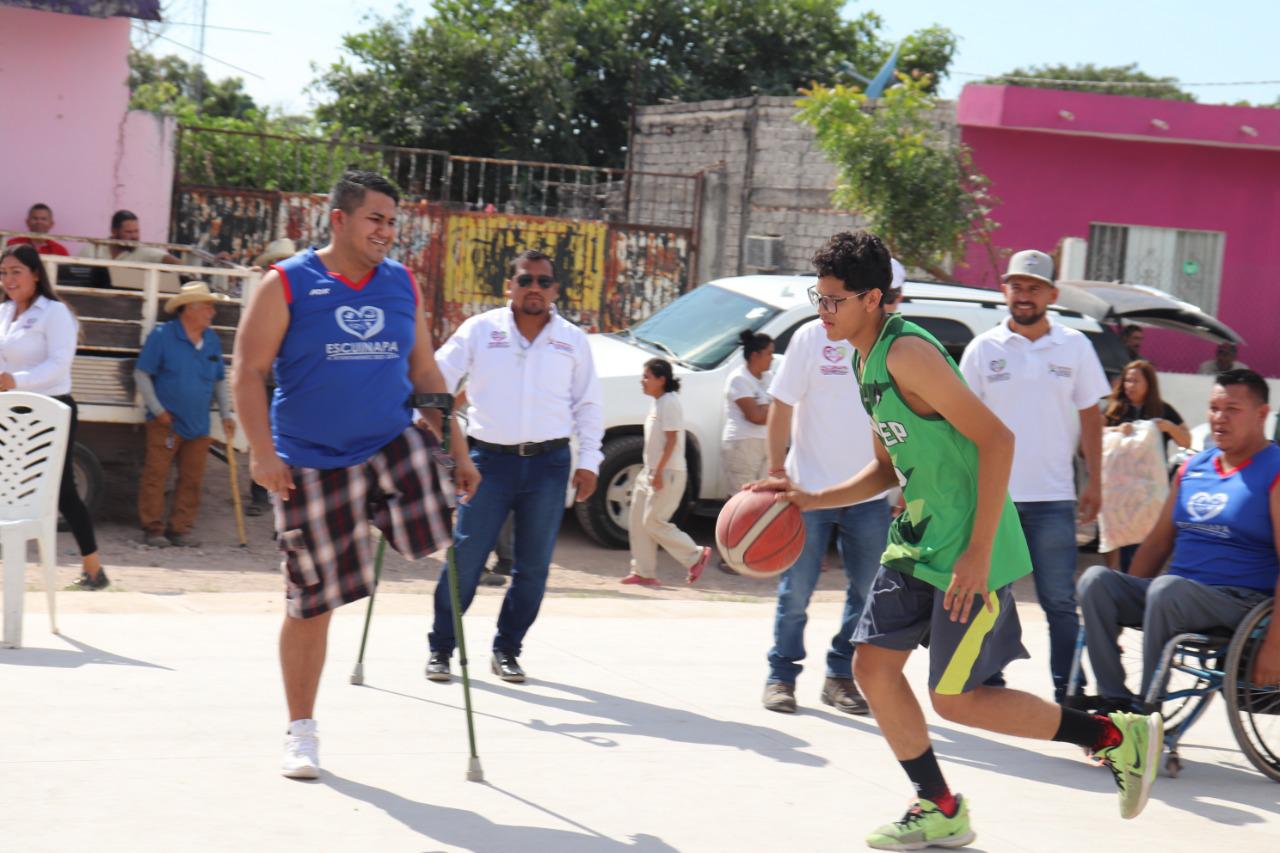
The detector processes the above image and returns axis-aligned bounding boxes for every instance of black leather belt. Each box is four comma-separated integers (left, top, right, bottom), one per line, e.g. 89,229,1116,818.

472,437,570,457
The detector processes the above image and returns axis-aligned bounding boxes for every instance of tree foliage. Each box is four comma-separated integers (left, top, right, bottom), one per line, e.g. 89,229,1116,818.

982,62,1193,102
797,75,998,278
129,50,378,191
314,1,957,167
128,50,261,119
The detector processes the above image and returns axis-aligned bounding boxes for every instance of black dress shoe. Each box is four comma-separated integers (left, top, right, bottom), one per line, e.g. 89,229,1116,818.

491,651,526,683
425,651,451,682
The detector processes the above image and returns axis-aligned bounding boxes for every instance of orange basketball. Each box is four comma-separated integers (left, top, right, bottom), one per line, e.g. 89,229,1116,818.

715,489,806,579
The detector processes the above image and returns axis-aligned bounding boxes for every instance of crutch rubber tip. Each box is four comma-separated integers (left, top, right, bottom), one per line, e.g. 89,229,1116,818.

467,758,484,782
349,663,364,685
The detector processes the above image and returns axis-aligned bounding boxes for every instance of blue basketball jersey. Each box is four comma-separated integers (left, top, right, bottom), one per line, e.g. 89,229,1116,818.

1169,443,1280,593
270,249,418,469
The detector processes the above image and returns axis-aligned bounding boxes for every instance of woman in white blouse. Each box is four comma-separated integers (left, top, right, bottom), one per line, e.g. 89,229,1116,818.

0,245,107,589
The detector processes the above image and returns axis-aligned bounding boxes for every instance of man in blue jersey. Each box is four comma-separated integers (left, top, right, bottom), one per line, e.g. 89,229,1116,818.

233,170,479,780
1078,368,1280,711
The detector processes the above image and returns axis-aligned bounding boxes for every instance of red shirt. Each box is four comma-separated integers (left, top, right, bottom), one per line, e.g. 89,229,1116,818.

6,236,69,256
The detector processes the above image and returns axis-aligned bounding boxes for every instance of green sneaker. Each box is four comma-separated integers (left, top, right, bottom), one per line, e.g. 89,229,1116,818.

1094,711,1162,819
866,796,975,850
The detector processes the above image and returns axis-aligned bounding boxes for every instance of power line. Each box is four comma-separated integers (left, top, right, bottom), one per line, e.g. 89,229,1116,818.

153,21,270,35
147,31,264,80
954,71,1280,89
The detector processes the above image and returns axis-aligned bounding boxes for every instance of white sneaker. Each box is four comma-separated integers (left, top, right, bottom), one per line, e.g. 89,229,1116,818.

282,718,320,779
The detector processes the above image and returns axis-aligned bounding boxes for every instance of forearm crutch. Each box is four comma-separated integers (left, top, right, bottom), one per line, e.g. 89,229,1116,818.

350,394,453,686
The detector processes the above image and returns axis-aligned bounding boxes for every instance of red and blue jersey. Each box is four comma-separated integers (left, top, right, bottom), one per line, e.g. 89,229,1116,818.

270,249,419,469
1170,443,1280,593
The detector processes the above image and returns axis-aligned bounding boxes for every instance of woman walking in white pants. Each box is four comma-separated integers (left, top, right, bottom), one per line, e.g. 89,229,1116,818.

622,358,711,587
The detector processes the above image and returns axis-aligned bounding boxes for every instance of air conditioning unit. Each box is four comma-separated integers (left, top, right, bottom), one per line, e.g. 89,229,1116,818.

744,234,784,272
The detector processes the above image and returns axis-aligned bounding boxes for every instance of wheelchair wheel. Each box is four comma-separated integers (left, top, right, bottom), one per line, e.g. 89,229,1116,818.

1159,643,1221,736
1120,629,1215,734
1223,600,1280,783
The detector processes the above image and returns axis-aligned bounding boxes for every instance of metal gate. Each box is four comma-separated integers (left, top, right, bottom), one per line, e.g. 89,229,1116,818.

170,127,702,339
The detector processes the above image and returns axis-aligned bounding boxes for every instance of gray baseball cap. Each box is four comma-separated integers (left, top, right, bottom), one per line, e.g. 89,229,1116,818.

1002,249,1055,286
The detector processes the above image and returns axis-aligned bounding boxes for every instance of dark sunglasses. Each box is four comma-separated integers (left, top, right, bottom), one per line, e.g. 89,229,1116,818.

516,274,556,289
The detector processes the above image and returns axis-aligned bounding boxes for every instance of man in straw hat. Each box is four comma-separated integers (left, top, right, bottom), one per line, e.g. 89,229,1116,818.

134,281,235,548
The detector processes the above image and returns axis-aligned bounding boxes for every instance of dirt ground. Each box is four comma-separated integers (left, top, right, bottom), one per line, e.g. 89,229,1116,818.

42,452,862,604
35,450,1073,610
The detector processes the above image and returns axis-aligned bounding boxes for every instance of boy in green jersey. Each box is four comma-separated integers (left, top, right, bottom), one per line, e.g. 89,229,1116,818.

774,232,1163,849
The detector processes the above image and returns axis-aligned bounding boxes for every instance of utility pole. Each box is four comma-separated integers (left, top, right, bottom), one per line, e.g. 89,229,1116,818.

193,0,208,113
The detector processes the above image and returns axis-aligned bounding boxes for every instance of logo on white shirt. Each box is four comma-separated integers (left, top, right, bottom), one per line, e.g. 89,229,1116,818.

488,330,510,349
550,338,575,353
308,288,331,296
1186,491,1229,522
1048,363,1073,378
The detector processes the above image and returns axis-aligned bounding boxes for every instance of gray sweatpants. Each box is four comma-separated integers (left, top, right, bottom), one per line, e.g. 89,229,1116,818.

1077,566,1270,702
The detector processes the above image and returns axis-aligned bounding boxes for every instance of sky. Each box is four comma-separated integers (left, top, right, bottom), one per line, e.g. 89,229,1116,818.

134,0,1280,115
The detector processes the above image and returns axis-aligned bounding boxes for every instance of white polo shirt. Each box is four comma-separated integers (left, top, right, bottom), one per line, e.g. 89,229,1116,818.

0,296,77,396
435,304,604,473
768,320,881,501
959,318,1110,502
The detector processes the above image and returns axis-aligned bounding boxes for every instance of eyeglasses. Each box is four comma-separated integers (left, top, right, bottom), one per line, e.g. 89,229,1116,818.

516,274,556,289
807,285,866,314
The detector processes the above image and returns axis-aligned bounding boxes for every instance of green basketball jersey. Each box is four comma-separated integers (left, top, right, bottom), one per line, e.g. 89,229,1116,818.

853,313,1031,592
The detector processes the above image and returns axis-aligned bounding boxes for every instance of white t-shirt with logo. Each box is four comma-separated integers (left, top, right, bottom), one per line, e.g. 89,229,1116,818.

643,392,687,472
768,320,881,501
722,363,771,441
959,318,1111,502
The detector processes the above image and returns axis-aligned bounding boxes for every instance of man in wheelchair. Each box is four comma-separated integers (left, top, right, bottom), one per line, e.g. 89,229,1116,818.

1078,368,1280,714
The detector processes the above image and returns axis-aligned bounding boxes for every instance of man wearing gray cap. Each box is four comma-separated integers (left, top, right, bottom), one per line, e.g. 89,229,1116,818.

959,250,1110,702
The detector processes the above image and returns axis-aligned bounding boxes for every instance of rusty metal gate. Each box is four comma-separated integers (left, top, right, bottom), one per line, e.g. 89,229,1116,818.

170,127,701,340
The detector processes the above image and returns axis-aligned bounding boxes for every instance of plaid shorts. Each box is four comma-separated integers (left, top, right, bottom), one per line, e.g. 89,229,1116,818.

273,426,453,619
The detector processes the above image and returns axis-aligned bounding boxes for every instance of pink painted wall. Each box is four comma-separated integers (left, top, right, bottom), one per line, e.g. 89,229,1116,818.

956,85,1280,376
0,5,174,248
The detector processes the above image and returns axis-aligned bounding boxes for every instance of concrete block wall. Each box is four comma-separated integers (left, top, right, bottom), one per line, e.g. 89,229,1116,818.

631,95,956,281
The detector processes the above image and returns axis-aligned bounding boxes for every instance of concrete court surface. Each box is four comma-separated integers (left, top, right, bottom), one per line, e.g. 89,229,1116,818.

2,591,1278,853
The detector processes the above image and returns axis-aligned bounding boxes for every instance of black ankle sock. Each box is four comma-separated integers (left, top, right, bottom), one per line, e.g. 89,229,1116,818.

899,748,956,816
1053,707,1115,750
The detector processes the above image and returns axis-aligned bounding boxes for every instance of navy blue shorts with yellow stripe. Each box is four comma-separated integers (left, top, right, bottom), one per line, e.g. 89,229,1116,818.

852,566,1030,695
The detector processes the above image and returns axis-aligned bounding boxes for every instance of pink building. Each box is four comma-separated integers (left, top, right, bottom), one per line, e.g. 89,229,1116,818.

956,84,1280,375
0,1,175,247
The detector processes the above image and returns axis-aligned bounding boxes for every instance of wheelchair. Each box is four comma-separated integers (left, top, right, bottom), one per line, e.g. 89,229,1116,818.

1066,598,1279,781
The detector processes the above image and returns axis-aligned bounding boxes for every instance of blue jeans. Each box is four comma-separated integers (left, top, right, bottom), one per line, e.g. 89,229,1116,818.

767,499,890,684
1015,500,1081,697
430,444,571,657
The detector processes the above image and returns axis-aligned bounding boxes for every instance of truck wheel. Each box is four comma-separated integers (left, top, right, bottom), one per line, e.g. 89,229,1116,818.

575,435,644,549
71,442,105,516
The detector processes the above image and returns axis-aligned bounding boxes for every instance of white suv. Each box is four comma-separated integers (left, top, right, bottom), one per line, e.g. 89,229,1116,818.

573,275,1239,548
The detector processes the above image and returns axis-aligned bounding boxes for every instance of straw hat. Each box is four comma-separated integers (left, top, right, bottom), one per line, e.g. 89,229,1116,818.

253,237,298,268
164,281,230,314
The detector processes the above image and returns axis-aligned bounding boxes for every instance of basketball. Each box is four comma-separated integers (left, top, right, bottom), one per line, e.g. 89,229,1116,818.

715,489,806,579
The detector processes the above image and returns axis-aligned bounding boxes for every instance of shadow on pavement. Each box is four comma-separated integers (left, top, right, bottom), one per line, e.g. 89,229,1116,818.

471,678,826,767
0,634,173,670
323,771,679,853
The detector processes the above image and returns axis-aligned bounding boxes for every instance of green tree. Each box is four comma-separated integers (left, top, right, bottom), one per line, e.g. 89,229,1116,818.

982,62,1193,102
314,1,957,167
128,50,260,119
797,74,998,279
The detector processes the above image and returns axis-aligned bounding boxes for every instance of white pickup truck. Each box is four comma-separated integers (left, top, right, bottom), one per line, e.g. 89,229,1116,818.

572,275,1242,548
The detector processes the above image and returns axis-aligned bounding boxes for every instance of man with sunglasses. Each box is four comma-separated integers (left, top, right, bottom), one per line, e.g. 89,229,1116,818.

958,250,1110,704
779,231,1160,847
427,249,603,684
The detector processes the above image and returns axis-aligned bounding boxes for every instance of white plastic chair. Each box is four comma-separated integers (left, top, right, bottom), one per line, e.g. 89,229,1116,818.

0,392,71,648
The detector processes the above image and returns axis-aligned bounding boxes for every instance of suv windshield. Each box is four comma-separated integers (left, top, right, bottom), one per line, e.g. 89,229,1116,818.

1082,327,1131,382
622,285,780,370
